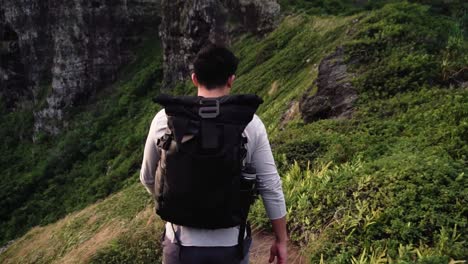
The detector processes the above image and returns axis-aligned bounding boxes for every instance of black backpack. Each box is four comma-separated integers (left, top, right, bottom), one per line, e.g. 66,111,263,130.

153,94,263,255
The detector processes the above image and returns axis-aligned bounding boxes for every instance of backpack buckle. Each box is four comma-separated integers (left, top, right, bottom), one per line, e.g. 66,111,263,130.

157,133,172,150
198,98,220,118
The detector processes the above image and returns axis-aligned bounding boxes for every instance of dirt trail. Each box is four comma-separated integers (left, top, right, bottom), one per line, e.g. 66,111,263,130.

249,229,307,264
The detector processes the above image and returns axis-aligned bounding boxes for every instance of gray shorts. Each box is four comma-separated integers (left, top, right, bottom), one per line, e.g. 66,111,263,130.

162,236,252,264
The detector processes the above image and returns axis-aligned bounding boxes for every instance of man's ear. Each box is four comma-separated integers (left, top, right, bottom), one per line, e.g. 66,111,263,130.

191,73,199,87
227,75,236,88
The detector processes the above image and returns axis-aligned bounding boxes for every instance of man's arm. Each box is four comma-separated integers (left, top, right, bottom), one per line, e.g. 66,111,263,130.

250,116,288,264
140,110,167,195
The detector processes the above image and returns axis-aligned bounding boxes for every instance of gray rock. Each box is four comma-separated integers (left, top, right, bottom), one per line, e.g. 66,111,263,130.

0,0,160,134
1,1,52,110
0,11,29,109
300,47,358,123
159,0,280,90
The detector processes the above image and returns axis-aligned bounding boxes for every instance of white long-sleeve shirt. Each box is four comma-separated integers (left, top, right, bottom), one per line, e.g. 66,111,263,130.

140,109,286,246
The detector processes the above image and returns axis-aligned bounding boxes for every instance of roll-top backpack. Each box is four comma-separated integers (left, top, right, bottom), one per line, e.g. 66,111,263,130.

153,94,263,258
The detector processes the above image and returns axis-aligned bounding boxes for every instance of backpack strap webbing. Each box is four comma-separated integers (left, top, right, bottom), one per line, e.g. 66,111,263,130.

237,220,251,260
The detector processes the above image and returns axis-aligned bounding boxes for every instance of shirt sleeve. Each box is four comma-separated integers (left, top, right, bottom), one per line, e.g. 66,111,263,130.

140,109,167,195
250,117,287,220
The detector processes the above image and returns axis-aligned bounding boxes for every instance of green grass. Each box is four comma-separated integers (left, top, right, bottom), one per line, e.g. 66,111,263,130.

0,182,163,264
235,2,467,262
0,33,163,245
250,87,467,262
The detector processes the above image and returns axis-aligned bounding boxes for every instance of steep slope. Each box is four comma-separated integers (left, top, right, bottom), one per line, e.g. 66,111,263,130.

0,184,163,264
242,4,467,262
0,0,282,246
1,1,467,263
0,35,164,246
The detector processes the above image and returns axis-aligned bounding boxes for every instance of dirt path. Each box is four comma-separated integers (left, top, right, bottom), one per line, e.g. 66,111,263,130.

249,228,307,264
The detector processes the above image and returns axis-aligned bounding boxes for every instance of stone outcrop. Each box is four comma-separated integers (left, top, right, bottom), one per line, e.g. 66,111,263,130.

0,0,160,134
159,0,280,90
300,47,358,123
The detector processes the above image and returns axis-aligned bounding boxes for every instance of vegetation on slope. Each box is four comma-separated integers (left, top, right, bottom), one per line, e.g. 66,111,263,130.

244,2,468,262
1,1,467,263
0,34,162,245
279,0,467,21
0,184,162,264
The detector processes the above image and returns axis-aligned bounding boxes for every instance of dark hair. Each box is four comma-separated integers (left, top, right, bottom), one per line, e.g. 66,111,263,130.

193,44,239,90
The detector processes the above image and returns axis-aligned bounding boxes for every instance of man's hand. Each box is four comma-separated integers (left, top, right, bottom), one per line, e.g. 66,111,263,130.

269,240,287,264
269,216,288,263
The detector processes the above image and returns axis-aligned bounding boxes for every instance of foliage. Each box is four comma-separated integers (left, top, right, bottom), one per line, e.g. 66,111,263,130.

0,35,163,245
255,84,468,263
263,151,467,262
247,2,468,262
279,0,467,19
344,2,467,99
0,183,164,264
89,224,163,264
251,87,468,261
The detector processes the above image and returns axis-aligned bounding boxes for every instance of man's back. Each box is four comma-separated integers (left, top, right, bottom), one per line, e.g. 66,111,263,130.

140,108,286,246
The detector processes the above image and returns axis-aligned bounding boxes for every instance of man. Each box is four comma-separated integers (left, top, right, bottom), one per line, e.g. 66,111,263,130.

140,44,288,264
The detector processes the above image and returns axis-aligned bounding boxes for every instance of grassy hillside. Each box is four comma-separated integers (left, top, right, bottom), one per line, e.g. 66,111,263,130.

0,34,163,245
0,184,163,264
236,3,467,262
1,1,467,263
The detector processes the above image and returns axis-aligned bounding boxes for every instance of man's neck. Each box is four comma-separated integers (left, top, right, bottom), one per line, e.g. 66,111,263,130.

197,86,230,98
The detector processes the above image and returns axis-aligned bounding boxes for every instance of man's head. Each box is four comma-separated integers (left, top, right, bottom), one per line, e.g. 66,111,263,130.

192,44,239,92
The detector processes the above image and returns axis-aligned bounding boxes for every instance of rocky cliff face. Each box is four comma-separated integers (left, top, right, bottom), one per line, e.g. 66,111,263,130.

160,0,280,90
0,0,160,134
1,0,279,135
37,0,161,134
0,11,30,109
0,1,51,110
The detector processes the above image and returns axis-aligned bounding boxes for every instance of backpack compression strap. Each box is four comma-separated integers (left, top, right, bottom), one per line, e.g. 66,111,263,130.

153,94,263,124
